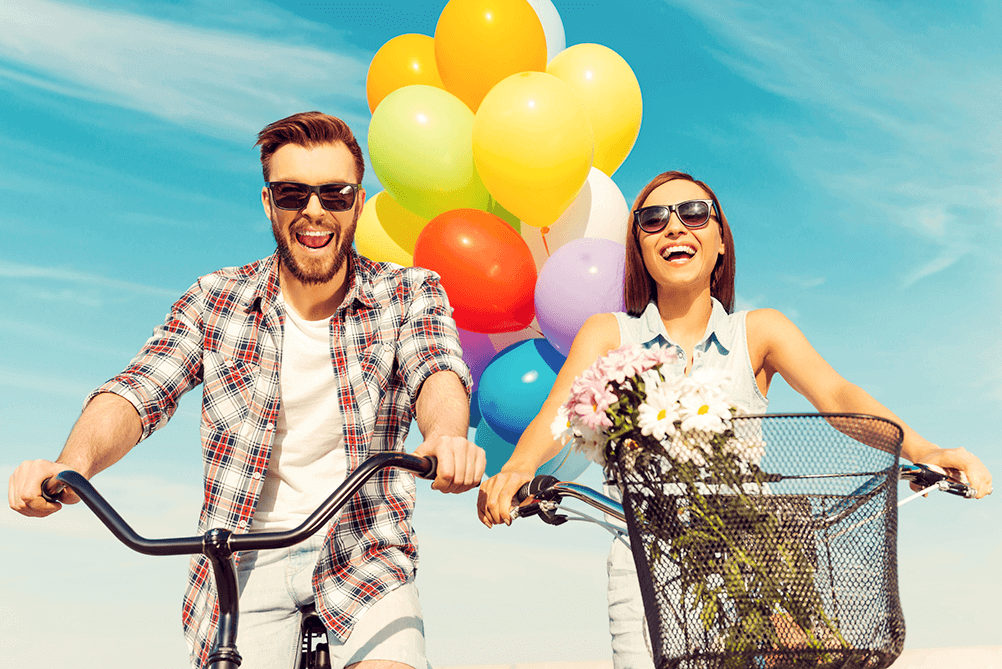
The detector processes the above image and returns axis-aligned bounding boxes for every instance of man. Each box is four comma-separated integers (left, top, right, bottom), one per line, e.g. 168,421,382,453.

9,111,486,669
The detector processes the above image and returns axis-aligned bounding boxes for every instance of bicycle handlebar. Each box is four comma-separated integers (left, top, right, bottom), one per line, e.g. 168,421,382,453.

40,451,437,669
511,461,974,528
41,452,437,555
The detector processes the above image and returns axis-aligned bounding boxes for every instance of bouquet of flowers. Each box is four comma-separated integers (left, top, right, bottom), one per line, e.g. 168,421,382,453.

552,343,847,666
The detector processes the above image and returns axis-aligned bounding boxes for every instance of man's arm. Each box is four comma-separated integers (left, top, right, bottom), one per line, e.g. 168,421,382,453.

411,370,485,494
8,392,142,517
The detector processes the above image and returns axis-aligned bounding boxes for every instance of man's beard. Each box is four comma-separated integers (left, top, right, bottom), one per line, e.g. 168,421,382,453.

273,215,357,285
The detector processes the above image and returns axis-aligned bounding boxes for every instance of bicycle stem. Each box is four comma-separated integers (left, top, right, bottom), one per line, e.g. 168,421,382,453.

46,452,437,669
204,528,242,669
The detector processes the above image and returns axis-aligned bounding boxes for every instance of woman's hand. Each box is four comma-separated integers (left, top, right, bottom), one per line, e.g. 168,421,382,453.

915,447,993,500
477,468,536,527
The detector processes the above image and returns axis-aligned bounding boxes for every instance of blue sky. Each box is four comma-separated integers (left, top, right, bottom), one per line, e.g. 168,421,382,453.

1,0,999,665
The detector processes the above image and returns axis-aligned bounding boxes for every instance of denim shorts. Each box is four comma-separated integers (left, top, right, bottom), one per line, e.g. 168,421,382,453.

235,529,427,669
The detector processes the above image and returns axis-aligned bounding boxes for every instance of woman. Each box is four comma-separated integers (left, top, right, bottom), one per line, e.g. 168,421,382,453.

477,170,993,669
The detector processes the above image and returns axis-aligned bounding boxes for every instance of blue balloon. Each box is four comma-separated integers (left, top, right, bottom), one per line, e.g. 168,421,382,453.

474,415,591,480
469,390,483,429
477,338,566,443
474,419,517,477
536,443,591,480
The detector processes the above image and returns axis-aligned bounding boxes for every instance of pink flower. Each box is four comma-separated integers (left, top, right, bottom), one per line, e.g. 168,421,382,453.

594,344,663,388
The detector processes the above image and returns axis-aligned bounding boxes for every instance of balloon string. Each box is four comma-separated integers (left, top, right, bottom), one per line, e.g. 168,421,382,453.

530,325,544,337
540,227,551,256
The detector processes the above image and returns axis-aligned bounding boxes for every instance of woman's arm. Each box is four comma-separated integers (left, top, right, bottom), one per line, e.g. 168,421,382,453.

749,308,992,499
477,313,621,526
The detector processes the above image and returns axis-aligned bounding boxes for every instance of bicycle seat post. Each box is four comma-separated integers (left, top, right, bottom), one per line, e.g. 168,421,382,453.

204,528,242,669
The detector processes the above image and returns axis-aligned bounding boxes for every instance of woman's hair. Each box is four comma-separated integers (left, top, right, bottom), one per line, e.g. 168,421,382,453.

623,170,735,315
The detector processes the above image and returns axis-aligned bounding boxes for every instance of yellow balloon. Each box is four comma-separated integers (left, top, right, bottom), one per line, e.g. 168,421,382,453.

375,189,430,253
434,0,547,112
367,34,445,114
355,192,414,266
473,71,593,228
547,43,642,176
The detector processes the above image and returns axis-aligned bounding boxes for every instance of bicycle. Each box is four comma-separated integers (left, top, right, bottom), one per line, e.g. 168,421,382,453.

510,414,975,669
41,451,438,669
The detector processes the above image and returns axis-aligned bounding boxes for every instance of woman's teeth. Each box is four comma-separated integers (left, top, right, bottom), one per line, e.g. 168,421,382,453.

661,244,696,262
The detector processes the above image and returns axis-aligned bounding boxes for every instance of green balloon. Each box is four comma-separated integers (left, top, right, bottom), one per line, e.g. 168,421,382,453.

369,85,491,220
488,196,520,233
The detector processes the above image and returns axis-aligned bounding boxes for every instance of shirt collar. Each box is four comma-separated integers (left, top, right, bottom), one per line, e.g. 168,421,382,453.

246,249,379,315
635,297,732,355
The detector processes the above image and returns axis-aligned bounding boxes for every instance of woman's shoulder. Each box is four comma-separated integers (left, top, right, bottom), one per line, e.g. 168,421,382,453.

745,308,802,346
576,312,622,350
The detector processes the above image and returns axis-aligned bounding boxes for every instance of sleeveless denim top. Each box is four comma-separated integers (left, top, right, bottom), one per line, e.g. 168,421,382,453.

613,298,768,414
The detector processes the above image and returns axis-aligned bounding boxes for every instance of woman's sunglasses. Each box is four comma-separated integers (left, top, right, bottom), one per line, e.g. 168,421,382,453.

633,199,716,233
266,181,360,212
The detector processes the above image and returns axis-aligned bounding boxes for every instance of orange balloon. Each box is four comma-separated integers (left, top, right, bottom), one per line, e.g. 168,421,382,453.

434,0,547,112
413,209,537,333
367,34,445,113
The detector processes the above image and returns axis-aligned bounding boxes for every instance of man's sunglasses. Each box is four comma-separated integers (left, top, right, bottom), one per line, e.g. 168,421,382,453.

633,200,716,233
266,181,360,212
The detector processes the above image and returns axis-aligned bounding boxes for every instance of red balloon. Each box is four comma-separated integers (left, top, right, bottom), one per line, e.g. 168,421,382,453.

414,209,536,333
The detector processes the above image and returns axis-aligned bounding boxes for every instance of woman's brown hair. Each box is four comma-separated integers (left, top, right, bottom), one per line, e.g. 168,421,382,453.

623,171,735,315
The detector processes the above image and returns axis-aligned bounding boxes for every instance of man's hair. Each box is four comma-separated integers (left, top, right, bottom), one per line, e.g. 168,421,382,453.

624,170,736,315
255,111,365,183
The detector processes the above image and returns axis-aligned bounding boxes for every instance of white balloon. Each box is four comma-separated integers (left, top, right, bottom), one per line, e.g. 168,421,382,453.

521,166,630,271
526,0,566,62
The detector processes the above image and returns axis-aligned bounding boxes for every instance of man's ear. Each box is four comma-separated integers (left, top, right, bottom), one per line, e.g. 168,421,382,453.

355,187,367,219
261,186,273,219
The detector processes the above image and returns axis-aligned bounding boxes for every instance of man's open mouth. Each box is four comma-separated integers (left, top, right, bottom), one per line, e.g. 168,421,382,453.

296,230,335,250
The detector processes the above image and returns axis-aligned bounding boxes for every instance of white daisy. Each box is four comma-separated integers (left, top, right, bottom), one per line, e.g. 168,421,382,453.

678,385,732,433
637,382,682,442
666,432,707,467
550,405,574,443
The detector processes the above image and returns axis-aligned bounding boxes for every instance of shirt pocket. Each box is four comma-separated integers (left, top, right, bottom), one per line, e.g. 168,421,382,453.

359,341,396,392
201,350,256,430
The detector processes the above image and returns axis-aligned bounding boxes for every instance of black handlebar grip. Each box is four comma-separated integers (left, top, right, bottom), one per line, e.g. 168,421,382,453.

418,455,438,481
514,481,533,504
514,474,560,504
40,476,65,504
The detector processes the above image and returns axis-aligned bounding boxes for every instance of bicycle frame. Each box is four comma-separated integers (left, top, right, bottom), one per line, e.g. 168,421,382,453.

43,452,436,669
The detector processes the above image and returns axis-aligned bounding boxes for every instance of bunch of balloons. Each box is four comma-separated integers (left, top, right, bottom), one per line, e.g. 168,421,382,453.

357,0,643,478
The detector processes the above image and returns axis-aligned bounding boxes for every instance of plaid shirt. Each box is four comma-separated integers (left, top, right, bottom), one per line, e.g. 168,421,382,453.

89,251,470,668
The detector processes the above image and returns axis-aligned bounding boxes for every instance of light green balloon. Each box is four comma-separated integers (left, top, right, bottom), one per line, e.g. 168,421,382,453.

488,196,520,233
368,85,491,220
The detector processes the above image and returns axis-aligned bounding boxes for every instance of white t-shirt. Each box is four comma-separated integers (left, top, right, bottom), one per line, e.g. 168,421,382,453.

250,295,347,532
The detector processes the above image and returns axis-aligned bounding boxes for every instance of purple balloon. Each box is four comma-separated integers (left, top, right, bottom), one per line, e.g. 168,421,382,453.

534,238,626,354
457,327,497,391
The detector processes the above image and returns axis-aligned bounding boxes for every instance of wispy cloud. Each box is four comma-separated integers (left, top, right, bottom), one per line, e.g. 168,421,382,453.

1,0,371,141
778,274,825,290
667,0,1002,283
0,259,182,298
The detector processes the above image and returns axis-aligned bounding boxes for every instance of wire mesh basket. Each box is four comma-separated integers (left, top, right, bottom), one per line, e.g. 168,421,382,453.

609,414,905,669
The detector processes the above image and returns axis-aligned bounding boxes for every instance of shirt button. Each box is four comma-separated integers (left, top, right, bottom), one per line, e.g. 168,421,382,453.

266,423,275,431
677,351,685,359
237,520,247,529
252,471,262,480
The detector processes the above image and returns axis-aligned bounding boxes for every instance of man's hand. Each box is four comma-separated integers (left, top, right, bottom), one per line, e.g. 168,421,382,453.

8,460,81,518
413,436,485,494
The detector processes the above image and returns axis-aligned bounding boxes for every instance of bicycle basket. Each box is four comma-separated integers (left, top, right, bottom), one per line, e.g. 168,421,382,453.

609,414,904,669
